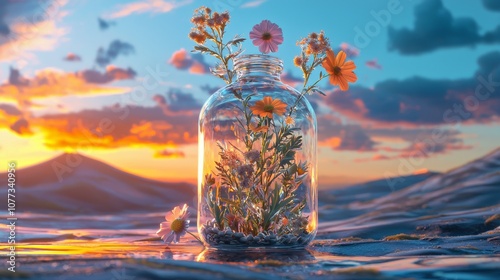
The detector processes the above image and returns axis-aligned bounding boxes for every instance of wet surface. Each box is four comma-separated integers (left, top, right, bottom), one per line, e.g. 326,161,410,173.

1,215,499,280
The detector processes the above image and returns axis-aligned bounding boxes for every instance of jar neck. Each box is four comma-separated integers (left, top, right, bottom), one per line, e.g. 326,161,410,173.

234,54,283,81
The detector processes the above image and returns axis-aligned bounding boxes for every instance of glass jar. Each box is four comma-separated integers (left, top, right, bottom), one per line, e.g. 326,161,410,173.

197,54,317,250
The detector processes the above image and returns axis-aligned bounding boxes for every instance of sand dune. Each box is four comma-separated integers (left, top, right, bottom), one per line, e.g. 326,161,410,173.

318,148,500,239
0,153,196,214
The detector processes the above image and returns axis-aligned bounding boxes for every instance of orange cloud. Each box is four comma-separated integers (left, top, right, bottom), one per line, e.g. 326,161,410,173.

320,137,341,149
0,67,136,103
32,104,198,151
354,154,391,163
0,103,29,134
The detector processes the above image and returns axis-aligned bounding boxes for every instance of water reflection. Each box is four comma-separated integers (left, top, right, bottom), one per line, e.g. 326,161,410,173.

196,248,316,263
160,247,198,261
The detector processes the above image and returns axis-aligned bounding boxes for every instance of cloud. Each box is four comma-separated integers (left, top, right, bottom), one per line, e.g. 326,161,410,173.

34,104,198,150
376,128,471,154
163,89,201,112
0,103,31,135
316,111,472,160
333,127,377,151
98,17,115,30
200,84,220,95
80,65,136,84
0,103,22,116
0,66,136,102
8,67,29,86
338,42,360,58
10,118,31,135
366,59,382,70
354,140,472,162
281,71,303,87
0,2,9,35
153,88,201,114
0,103,21,132
397,140,473,158
0,0,68,62
95,40,135,68
63,53,81,62
483,0,500,11
324,51,500,125
168,48,210,74
354,154,391,163
154,149,185,158
241,0,267,8
317,114,377,151
107,0,192,19
388,0,500,54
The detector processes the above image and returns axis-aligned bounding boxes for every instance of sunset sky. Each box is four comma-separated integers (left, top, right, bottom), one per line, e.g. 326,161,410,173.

1,0,499,187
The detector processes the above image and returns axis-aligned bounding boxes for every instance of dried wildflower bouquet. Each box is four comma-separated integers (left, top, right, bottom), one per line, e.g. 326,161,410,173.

187,7,356,250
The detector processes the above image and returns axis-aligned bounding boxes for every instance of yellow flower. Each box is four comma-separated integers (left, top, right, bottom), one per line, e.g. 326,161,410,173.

250,96,287,118
322,49,357,91
285,116,295,126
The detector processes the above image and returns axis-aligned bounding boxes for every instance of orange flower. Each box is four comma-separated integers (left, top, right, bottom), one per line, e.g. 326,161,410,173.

250,96,287,118
285,116,295,126
249,123,268,133
322,49,357,91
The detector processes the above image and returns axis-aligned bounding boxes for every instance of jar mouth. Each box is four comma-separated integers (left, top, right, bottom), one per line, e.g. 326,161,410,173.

234,54,283,70
233,54,283,78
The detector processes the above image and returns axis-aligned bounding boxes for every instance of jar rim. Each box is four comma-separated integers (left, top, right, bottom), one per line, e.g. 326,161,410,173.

233,54,283,74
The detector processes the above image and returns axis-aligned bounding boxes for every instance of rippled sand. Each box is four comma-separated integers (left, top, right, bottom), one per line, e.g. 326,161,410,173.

1,212,499,280
1,150,499,279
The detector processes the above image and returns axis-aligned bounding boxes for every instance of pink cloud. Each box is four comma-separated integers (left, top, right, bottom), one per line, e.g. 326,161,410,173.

0,2,68,63
339,42,360,58
154,149,186,158
366,59,382,70
281,71,303,87
64,53,82,62
168,48,210,74
107,0,192,19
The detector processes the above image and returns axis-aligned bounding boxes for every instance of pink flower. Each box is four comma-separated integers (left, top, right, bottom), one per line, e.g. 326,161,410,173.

249,20,283,54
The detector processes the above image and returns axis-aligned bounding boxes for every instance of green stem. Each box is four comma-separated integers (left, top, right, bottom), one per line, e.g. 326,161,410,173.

288,73,330,117
186,230,203,243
